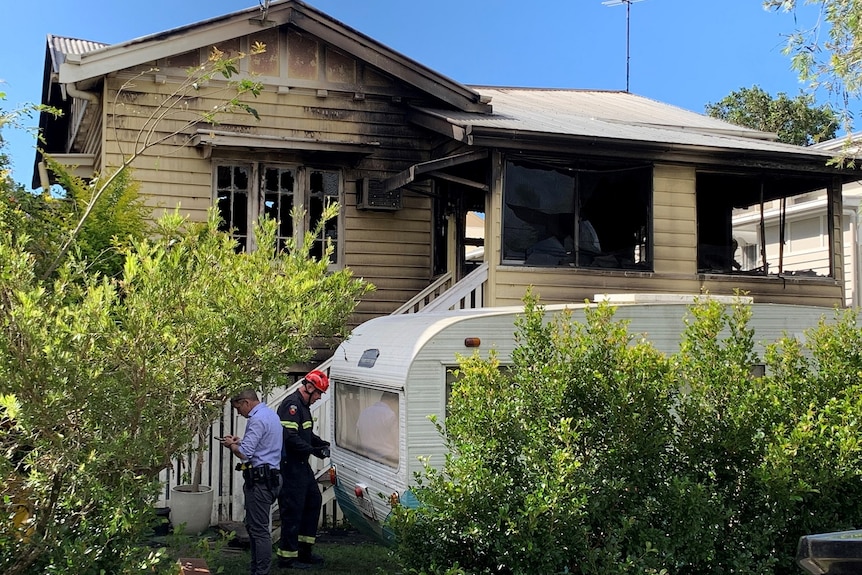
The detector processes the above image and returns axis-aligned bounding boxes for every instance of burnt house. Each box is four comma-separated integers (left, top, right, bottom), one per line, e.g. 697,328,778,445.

33,0,862,525
36,0,861,327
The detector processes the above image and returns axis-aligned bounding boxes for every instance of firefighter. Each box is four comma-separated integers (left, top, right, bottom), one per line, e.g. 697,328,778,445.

276,370,331,569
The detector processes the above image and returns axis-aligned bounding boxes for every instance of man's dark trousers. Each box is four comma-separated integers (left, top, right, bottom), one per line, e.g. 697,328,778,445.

245,476,281,575
278,460,321,561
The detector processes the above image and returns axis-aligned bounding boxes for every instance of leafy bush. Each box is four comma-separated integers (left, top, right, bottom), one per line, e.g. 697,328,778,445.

0,208,372,575
0,164,148,281
390,295,862,575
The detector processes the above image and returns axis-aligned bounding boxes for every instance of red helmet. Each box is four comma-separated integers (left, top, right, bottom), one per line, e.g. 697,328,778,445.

305,370,329,393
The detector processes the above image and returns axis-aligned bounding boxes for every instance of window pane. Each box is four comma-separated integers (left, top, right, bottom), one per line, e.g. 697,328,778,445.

335,382,399,468
217,164,231,190
577,167,651,269
262,166,294,250
264,167,280,192
503,160,651,270
309,170,339,264
718,174,835,277
503,162,574,265
789,217,822,251
216,164,250,251
234,166,248,189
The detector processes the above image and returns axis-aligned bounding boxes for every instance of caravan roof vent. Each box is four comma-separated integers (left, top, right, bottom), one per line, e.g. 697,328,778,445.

357,178,401,211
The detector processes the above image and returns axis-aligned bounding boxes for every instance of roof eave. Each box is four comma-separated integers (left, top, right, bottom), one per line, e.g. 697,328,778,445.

56,0,489,113
59,5,284,84
436,122,862,178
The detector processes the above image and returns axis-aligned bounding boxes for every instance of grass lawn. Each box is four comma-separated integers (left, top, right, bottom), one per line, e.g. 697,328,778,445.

162,526,401,575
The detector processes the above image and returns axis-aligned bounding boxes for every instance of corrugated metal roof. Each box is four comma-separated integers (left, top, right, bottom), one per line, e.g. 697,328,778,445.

482,87,772,136
413,87,840,160
46,34,109,74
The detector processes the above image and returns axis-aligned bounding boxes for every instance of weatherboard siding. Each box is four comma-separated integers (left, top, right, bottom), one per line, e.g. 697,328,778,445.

404,360,448,480
402,312,524,477
653,164,697,276
102,57,438,323
484,162,842,308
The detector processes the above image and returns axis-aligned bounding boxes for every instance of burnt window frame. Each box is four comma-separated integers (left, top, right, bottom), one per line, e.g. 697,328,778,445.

501,157,653,271
698,170,837,278
214,161,343,268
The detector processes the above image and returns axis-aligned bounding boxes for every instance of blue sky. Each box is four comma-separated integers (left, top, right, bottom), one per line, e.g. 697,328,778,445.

0,0,832,188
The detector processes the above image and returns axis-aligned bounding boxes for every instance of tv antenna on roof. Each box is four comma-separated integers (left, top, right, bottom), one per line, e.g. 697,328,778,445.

602,0,646,93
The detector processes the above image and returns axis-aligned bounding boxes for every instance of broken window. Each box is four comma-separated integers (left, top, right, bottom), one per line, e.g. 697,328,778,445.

502,159,652,270
698,172,835,277
308,169,340,262
216,165,250,250
215,162,341,266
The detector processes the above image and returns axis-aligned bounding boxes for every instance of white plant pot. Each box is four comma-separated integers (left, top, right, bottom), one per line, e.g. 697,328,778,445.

169,484,214,535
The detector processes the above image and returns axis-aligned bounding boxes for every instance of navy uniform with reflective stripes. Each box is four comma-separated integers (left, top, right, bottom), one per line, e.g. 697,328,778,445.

277,388,329,566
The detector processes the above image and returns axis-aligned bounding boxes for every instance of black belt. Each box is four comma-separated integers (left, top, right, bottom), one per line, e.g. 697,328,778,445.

242,464,280,486
236,462,280,472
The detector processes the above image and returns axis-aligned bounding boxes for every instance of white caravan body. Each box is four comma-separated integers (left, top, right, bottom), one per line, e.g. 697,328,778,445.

327,295,836,543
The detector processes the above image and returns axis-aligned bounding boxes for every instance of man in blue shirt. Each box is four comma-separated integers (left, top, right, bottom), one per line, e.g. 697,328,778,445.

222,389,283,575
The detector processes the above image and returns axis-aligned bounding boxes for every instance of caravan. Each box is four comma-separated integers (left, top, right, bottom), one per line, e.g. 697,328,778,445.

327,295,836,543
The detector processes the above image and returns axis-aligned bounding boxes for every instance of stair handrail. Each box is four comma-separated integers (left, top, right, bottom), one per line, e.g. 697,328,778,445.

418,263,488,312
391,271,454,315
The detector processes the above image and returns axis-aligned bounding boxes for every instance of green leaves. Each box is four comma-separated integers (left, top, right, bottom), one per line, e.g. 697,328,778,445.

764,0,862,136
391,297,862,574
704,85,838,145
0,37,361,575
0,205,370,574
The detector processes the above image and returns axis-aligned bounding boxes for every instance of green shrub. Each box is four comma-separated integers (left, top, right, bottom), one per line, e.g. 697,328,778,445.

0,165,148,282
390,295,862,575
0,208,371,575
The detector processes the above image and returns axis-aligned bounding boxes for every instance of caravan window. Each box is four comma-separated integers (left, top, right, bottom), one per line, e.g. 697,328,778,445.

335,382,400,468
445,364,514,417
